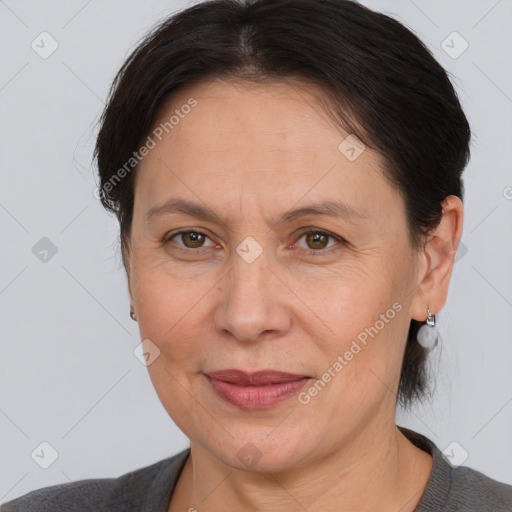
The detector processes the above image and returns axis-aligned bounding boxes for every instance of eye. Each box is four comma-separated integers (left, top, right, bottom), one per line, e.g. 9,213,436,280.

164,229,217,250
294,228,344,253
163,228,345,255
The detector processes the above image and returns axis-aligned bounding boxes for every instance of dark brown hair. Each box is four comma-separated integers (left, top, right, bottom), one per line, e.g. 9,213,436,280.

94,0,471,407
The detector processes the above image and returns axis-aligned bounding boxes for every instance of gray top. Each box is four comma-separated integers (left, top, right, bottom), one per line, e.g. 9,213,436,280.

2,427,511,511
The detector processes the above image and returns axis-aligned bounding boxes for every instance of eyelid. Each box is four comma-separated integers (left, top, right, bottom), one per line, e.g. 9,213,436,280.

163,227,346,253
293,227,345,252
164,228,218,249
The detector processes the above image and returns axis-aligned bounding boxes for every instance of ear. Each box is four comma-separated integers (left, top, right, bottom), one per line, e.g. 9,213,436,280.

410,195,464,321
127,278,133,303
123,245,133,302
126,256,134,304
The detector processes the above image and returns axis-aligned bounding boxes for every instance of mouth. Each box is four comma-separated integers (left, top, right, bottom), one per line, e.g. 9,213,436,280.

204,369,312,409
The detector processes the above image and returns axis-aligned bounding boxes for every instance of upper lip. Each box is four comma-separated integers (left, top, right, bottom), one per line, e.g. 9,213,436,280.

205,369,310,386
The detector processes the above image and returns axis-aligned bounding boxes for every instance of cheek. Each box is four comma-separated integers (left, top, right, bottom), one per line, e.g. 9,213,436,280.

291,258,410,399
287,258,397,340
130,258,211,367
134,267,208,427
320,294,406,389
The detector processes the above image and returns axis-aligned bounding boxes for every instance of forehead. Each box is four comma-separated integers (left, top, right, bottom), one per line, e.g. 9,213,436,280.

151,77,343,153
134,78,403,230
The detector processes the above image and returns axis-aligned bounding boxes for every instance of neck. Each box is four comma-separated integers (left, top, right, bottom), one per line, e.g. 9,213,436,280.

169,421,433,512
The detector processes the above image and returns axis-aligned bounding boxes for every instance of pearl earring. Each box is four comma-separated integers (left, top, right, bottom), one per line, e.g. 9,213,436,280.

417,306,438,349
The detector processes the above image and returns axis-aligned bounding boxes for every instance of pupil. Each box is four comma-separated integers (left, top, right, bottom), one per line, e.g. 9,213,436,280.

185,232,204,247
307,232,327,249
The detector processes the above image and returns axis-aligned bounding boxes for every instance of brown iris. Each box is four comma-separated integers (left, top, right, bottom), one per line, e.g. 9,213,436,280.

305,231,329,250
181,231,206,248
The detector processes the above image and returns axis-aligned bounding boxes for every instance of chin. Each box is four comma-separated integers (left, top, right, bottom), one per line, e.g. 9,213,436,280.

201,425,318,473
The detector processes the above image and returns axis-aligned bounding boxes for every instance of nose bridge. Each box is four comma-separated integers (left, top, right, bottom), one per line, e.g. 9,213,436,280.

214,239,289,342
229,242,272,313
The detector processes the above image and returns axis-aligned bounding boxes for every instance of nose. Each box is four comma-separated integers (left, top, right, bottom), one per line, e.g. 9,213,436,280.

214,250,292,343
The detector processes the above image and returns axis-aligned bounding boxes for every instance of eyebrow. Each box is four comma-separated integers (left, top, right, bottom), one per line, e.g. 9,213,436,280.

145,197,369,227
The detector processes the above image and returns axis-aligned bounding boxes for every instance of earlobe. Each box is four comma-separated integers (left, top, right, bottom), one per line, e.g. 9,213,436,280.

130,303,137,322
410,195,464,322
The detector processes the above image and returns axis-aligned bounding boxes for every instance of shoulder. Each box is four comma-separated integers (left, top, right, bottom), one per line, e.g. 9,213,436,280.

445,463,512,511
0,448,190,512
398,426,512,512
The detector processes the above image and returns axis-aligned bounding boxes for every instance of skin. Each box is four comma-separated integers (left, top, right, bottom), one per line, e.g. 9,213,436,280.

126,78,463,512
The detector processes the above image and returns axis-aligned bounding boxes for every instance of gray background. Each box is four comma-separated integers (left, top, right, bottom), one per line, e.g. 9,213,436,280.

1,0,511,504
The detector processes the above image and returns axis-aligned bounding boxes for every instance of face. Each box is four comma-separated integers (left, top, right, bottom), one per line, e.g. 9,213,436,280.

128,78,423,472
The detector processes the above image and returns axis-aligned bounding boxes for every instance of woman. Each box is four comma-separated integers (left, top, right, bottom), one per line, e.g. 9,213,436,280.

3,0,511,510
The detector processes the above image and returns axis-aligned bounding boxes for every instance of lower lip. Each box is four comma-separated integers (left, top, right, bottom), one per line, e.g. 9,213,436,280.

205,375,311,410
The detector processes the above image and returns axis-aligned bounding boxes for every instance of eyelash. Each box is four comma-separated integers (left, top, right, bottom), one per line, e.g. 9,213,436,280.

162,228,346,255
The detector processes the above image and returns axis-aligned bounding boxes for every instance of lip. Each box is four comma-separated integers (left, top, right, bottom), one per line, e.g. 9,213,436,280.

204,369,311,409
